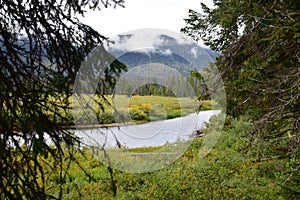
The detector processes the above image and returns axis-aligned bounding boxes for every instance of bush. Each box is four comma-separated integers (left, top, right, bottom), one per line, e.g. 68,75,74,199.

129,107,147,120
139,104,152,113
97,112,115,124
149,104,167,121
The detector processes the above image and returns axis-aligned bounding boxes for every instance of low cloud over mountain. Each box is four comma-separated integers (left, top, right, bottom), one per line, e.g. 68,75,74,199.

106,33,221,76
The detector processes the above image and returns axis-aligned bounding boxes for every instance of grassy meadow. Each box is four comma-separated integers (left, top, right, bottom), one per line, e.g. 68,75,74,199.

71,95,215,126
37,115,286,199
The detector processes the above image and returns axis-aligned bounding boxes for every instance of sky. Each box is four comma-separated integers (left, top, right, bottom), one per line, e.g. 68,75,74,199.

80,0,214,38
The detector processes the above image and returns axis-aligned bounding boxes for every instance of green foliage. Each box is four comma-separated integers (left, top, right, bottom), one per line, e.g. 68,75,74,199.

129,106,148,120
71,95,211,125
97,112,116,124
0,0,125,199
182,1,300,197
33,116,289,199
126,146,164,153
115,63,209,98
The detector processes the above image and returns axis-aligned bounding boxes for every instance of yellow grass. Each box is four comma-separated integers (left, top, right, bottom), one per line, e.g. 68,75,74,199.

71,95,214,125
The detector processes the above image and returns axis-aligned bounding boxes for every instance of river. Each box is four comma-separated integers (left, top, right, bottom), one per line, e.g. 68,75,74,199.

75,110,221,149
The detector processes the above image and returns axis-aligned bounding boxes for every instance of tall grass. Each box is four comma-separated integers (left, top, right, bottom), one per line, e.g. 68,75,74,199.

72,95,215,125
40,116,284,199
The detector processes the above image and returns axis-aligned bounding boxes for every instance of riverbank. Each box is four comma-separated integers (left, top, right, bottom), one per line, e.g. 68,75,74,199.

42,115,285,199
62,121,144,129
75,110,221,149
71,95,215,126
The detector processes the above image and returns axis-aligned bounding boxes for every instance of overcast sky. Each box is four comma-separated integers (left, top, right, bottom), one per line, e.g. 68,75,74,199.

80,0,214,38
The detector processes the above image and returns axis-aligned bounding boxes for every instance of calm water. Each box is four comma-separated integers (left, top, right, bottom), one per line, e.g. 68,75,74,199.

75,110,221,148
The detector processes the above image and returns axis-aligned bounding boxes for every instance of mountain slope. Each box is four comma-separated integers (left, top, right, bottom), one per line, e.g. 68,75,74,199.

107,34,221,76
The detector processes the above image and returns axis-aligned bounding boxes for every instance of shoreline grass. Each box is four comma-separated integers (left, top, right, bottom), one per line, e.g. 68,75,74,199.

39,117,285,200
72,95,215,127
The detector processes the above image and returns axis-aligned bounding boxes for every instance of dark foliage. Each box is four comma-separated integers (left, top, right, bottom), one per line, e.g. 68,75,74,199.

182,0,300,197
0,0,125,199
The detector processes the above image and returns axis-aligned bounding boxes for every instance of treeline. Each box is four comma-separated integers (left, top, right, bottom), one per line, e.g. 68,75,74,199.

112,75,204,97
95,63,207,98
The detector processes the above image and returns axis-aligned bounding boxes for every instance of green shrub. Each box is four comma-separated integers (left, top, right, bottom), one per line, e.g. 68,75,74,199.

129,107,147,120
42,113,287,199
149,104,167,121
166,110,181,119
97,112,115,124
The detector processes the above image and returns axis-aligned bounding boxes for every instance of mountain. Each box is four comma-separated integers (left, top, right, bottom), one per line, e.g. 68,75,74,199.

106,33,221,77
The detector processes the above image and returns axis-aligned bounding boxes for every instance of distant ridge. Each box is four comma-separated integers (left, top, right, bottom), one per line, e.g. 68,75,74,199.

108,34,221,76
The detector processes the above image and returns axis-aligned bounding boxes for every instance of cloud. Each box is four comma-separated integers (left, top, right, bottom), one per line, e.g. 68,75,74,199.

191,47,197,58
159,49,172,55
107,31,159,51
107,29,183,52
